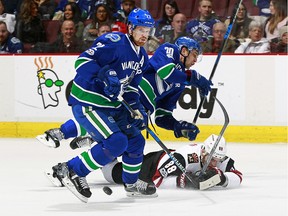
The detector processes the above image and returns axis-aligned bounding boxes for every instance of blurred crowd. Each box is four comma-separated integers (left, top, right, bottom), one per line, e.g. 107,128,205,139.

0,0,287,54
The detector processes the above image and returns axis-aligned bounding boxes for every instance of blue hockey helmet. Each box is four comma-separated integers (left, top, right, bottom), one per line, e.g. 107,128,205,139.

175,36,202,55
127,8,155,28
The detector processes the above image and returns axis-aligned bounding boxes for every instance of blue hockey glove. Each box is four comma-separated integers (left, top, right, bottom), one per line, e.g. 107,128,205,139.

185,70,213,96
174,120,200,141
98,66,121,100
128,104,148,131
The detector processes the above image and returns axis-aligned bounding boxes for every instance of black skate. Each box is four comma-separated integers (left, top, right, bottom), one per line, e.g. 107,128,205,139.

124,179,158,198
61,165,92,203
36,128,64,148
69,136,94,150
45,163,67,187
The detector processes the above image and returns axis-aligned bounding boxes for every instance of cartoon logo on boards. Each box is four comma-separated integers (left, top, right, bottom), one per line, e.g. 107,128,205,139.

35,57,64,109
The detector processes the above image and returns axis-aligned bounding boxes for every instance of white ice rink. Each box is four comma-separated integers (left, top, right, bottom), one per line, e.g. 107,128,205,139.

1,138,287,216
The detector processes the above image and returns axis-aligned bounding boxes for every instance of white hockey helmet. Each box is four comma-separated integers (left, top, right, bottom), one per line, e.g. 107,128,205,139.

203,134,227,160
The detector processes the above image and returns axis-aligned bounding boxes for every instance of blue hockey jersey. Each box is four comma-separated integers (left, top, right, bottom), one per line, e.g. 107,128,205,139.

139,43,187,121
69,32,149,110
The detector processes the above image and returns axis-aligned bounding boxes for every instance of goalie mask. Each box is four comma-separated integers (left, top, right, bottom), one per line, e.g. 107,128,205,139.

203,134,227,161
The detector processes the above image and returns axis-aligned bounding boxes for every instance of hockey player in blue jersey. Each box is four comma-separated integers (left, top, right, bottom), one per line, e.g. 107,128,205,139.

37,37,211,149
38,37,213,196
43,8,156,202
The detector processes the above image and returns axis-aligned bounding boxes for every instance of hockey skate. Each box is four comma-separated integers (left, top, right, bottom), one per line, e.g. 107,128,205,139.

61,165,92,203
45,163,66,187
124,179,158,198
69,136,94,150
45,162,91,203
36,128,64,148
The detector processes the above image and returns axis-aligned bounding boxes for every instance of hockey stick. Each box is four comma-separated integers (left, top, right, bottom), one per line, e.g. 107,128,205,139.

200,96,229,175
192,0,243,124
118,95,196,185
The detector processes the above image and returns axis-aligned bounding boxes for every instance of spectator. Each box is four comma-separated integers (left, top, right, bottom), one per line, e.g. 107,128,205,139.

2,0,22,16
97,22,111,36
186,0,220,43
82,3,113,46
0,0,16,34
31,20,84,53
62,2,84,39
83,21,111,48
224,2,253,43
200,22,237,53
15,0,46,44
54,0,118,20
155,0,179,38
270,25,288,53
264,0,287,41
50,19,84,52
0,20,23,53
146,13,188,54
81,0,119,19
113,0,135,23
53,0,76,19
254,0,271,17
235,21,270,53
34,0,57,20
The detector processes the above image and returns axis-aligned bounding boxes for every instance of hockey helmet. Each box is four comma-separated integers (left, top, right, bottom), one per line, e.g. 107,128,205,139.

175,36,202,56
203,134,227,160
127,8,155,28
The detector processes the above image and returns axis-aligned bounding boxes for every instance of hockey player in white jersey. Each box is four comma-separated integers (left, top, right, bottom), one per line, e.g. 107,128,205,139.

102,134,242,190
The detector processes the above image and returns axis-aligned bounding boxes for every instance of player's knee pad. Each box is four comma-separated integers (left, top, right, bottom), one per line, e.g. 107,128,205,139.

102,132,128,157
126,133,145,155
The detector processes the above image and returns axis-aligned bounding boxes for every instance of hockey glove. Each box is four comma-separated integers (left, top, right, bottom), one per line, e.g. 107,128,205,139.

185,70,213,96
208,167,228,187
177,169,221,190
128,104,148,131
176,172,199,189
174,120,200,141
98,65,121,100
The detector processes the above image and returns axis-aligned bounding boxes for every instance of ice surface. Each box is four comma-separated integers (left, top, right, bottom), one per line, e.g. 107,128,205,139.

0,138,287,216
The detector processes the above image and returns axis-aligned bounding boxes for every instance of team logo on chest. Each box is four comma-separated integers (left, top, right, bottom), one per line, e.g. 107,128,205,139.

187,153,199,163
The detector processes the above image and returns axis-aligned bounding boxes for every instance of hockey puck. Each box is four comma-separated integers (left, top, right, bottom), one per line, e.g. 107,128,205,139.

103,186,113,195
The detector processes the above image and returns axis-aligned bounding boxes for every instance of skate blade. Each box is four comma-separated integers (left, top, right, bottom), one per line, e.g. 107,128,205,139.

199,174,221,190
44,170,63,187
126,192,158,198
36,135,58,148
62,177,89,203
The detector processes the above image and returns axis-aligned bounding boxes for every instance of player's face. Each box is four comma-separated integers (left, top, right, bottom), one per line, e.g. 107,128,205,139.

131,26,151,46
184,49,198,68
202,153,219,167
